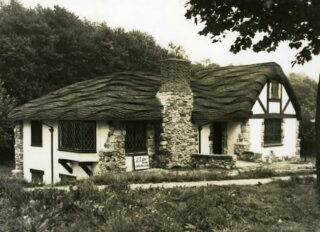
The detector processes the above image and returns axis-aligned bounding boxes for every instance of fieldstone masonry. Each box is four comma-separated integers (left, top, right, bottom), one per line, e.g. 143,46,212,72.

12,121,23,177
98,121,126,173
295,120,301,156
146,122,156,166
156,59,198,168
234,121,250,156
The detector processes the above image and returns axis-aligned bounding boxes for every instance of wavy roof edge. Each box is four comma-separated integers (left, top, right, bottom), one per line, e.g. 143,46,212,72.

8,62,301,121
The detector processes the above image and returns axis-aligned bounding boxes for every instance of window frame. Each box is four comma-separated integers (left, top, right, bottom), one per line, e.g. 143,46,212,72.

269,82,280,101
264,118,282,146
58,120,97,153
30,169,44,183
31,120,43,147
125,121,147,154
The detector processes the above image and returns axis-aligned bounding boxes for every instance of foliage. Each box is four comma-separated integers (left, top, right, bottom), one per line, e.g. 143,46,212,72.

86,167,315,186
191,58,220,73
0,179,319,231
0,80,15,160
185,0,320,66
0,1,171,105
289,73,317,156
0,1,176,159
167,42,188,59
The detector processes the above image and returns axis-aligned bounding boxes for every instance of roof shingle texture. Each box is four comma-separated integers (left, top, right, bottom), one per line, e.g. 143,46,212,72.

9,62,300,122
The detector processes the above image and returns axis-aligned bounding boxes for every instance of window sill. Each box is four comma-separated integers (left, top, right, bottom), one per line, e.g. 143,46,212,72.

269,99,280,102
31,144,43,147
125,151,148,157
263,143,283,147
58,148,97,154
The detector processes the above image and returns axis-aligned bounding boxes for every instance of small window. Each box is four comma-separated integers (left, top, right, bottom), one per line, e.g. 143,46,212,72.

125,122,147,153
59,121,96,153
30,169,44,183
270,82,280,100
31,120,42,147
264,119,282,145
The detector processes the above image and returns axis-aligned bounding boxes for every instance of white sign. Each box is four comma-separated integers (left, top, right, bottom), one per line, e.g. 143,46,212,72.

134,155,150,170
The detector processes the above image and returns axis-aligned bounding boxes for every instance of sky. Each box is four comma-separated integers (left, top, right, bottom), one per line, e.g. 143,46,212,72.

17,0,320,81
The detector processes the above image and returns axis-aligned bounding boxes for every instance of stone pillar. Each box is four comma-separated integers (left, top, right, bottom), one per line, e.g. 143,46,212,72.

295,120,301,156
234,121,250,155
156,59,198,168
146,122,156,166
98,121,126,173
12,121,24,177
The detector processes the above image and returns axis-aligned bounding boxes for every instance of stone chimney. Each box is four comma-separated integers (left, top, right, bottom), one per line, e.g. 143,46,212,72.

156,59,198,168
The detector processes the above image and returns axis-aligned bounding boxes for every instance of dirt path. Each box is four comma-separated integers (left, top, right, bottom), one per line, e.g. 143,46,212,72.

25,174,316,191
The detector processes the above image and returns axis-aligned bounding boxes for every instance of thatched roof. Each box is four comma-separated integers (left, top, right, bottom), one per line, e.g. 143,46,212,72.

9,62,300,122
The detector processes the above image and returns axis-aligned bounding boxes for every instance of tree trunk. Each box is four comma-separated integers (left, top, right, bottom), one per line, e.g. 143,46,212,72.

316,75,320,187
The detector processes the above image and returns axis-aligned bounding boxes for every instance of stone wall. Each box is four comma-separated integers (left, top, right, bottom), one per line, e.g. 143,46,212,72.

146,122,156,166
191,154,236,170
295,120,301,156
12,121,24,177
234,121,250,155
156,59,198,168
97,121,126,173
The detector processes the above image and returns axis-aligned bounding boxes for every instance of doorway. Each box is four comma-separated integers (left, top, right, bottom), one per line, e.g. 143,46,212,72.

212,122,224,154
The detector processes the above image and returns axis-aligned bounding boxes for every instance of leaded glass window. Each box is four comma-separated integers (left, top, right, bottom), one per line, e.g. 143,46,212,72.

59,121,96,153
125,122,147,153
264,119,282,145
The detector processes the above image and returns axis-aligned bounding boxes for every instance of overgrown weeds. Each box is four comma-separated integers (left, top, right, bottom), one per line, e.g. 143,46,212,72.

79,167,315,186
0,177,319,231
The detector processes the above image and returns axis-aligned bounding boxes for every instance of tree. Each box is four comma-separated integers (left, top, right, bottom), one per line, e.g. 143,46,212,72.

0,80,15,161
0,1,174,159
0,1,170,105
289,73,317,157
185,0,320,185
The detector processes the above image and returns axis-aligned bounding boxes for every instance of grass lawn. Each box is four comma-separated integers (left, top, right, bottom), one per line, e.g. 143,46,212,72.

0,177,319,231
0,161,14,178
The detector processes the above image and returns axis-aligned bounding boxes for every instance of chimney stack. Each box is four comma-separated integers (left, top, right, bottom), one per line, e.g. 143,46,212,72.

159,58,191,93
156,59,198,168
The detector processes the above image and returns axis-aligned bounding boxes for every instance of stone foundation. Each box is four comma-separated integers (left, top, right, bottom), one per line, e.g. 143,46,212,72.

234,121,250,156
97,121,126,173
12,121,23,177
157,59,198,168
191,154,236,169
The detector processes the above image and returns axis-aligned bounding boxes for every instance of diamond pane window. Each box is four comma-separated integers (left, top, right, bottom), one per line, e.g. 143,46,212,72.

125,122,147,153
264,119,282,145
59,121,96,153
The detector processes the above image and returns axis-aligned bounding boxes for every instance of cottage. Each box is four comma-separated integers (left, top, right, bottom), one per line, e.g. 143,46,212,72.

9,59,301,184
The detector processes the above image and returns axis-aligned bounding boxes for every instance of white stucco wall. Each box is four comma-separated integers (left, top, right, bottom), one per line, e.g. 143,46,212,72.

248,118,298,158
199,124,210,154
269,102,280,113
227,121,242,154
23,120,109,184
